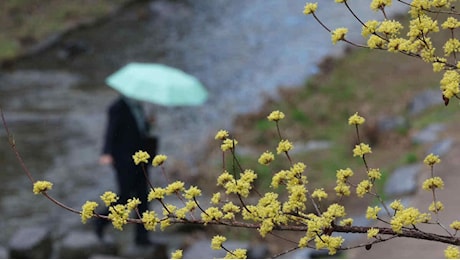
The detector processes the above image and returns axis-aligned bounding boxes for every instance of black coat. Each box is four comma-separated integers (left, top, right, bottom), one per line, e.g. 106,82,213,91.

102,97,149,166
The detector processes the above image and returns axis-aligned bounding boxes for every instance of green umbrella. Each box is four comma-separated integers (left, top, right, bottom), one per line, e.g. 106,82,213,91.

105,62,208,106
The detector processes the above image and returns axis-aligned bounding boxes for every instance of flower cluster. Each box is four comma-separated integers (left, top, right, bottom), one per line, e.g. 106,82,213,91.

132,150,150,165
348,112,365,125
152,154,168,167
353,143,372,158
33,180,53,194
390,207,431,233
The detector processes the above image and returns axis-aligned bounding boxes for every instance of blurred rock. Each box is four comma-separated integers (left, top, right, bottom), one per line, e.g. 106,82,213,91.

8,227,52,259
58,230,117,258
428,138,454,157
408,89,443,116
412,123,446,144
385,164,421,197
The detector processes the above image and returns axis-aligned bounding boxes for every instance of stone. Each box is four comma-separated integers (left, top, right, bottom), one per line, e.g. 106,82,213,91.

428,138,454,157
408,89,443,116
58,230,117,258
385,164,421,197
0,246,8,258
8,226,52,259
412,123,446,144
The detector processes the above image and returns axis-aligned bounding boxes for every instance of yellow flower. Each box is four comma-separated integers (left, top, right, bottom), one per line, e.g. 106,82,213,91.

276,139,293,154
166,181,185,195
370,0,392,11
336,168,354,182
390,199,404,212
184,186,202,200
148,188,166,201
108,204,129,230
222,202,240,213
367,168,381,180
267,110,285,121
221,138,238,151
258,151,275,165
422,177,444,191
81,201,98,224
348,112,365,125
423,153,441,166
217,171,234,187
303,2,318,15
211,192,221,205
312,188,328,201
390,207,431,233
442,17,460,30
160,218,171,231
215,129,229,140
202,207,223,224
376,20,403,36
126,197,141,210
353,143,372,158
314,235,344,255
331,28,348,45
445,245,460,259
141,210,159,231
441,70,460,99
367,228,379,238
132,150,150,165
366,206,381,220
100,191,119,207
33,180,53,194
211,235,226,250
340,218,354,226
171,249,183,259
429,201,444,212
450,221,460,230
334,182,351,196
362,20,380,38
367,35,386,49
152,154,168,167
225,248,247,259
356,180,373,197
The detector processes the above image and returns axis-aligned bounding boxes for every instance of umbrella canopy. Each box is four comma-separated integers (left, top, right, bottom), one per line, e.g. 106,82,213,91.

105,62,208,106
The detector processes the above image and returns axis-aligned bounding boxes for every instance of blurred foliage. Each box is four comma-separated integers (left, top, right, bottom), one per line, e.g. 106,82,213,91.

0,0,130,61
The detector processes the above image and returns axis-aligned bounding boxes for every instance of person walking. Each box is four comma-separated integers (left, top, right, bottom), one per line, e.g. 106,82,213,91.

96,95,155,246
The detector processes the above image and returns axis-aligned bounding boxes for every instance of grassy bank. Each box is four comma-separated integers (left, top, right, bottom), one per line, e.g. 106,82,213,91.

0,0,130,61
200,43,459,207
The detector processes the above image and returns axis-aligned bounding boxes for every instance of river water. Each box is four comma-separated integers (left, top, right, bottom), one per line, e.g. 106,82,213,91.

0,0,408,248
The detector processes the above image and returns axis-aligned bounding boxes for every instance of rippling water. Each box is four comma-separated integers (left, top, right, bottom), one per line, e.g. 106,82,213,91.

0,0,407,246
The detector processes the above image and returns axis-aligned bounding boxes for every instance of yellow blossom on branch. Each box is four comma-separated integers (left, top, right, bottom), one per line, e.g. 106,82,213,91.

141,210,159,231
348,112,365,125
312,188,328,201
221,138,238,151
370,0,392,11
132,150,150,165
445,245,460,259
258,151,275,165
184,186,202,200
450,221,460,230
152,154,168,167
126,197,141,210
171,249,183,259
367,168,381,180
277,139,293,154
302,2,318,15
81,201,98,224
148,187,166,201
225,248,247,259
429,201,444,213
215,129,229,140
166,181,185,195
100,191,118,207
367,227,380,238
331,28,348,45
211,192,221,205
108,204,130,230
356,180,373,197
390,199,404,212
267,110,285,121
422,177,444,191
366,206,381,220
353,143,372,158
33,180,53,195
423,153,441,166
